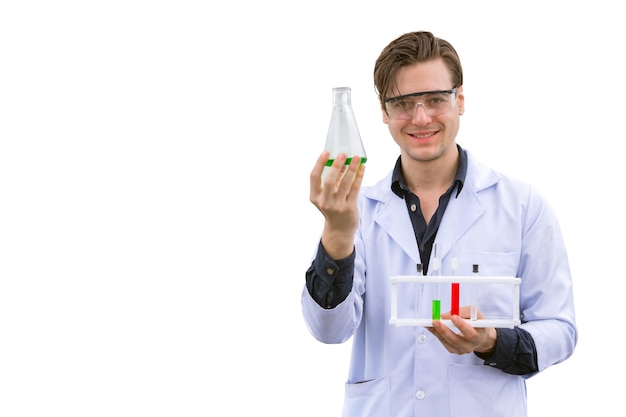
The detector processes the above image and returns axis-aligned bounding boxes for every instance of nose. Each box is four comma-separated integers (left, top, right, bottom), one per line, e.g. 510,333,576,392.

411,103,432,123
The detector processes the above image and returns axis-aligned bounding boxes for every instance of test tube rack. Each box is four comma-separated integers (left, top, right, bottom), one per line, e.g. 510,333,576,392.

389,275,522,329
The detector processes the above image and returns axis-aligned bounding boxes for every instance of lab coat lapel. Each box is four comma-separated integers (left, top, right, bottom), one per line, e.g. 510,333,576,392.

363,153,496,265
365,178,420,264
377,194,420,263
435,182,484,257
435,151,498,259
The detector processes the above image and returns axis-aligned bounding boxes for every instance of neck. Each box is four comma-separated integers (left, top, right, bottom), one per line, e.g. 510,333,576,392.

402,147,459,193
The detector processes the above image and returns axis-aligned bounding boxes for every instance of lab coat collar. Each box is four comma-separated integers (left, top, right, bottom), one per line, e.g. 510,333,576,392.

361,150,501,265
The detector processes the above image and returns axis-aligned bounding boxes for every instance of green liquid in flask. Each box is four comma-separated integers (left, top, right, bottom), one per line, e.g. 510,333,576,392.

325,156,367,166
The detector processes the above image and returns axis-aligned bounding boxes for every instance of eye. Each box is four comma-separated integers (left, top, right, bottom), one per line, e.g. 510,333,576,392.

426,93,448,106
399,97,417,109
388,99,405,110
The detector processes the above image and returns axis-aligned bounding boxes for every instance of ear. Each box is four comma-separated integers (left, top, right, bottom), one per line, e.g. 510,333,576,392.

381,106,390,124
456,85,465,115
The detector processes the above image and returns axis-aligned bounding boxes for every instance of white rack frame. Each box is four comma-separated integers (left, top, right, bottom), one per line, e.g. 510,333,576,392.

389,275,522,329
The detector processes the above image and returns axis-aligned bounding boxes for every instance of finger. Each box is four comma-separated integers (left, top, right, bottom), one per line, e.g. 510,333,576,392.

430,321,466,353
455,305,485,320
336,155,365,198
311,151,340,204
348,156,366,201
322,153,349,193
431,320,458,341
449,315,478,339
310,151,331,193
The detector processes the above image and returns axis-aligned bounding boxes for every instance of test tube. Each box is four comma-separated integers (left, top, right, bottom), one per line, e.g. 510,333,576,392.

451,244,460,316
431,244,441,320
470,264,479,321
451,284,460,316
416,263,424,319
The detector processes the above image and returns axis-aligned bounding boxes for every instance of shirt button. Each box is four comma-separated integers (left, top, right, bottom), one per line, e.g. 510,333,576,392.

326,268,335,275
415,390,426,400
410,204,417,212
417,334,427,343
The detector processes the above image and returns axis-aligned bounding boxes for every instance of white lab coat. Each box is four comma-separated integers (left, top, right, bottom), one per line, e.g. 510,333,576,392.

302,151,577,417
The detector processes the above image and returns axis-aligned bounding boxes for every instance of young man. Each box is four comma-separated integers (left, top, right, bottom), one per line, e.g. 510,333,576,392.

303,31,577,417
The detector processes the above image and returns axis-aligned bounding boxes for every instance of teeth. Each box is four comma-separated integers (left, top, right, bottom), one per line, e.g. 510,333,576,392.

412,133,434,138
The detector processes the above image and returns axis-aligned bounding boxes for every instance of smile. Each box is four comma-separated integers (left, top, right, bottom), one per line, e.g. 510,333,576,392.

409,132,437,139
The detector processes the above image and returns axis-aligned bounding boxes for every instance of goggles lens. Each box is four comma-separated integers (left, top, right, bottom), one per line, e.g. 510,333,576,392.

385,88,457,119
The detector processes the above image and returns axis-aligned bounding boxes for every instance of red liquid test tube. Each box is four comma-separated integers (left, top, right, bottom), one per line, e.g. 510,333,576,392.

451,283,460,316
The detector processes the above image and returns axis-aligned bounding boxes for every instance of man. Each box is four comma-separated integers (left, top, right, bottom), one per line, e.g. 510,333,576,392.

302,31,577,417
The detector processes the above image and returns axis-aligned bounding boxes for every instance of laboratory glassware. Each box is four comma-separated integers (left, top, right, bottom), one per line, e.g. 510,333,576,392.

323,87,367,166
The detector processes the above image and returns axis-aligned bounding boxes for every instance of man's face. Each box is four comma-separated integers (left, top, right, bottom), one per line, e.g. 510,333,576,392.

382,58,464,164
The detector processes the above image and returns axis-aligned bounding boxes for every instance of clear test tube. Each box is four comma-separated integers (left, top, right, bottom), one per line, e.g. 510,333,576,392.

470,264,479,320
416,263,424,319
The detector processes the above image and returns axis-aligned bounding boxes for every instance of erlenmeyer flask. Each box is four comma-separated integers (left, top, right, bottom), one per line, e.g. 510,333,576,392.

323,87,367,166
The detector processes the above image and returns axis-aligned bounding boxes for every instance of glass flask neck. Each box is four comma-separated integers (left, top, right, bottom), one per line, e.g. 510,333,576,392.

332,87,352,107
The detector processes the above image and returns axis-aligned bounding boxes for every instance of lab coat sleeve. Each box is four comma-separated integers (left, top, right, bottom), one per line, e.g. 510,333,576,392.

517,185,577,373
301,230,366,345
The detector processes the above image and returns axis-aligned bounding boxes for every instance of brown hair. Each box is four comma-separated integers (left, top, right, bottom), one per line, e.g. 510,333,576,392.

374,31,463,109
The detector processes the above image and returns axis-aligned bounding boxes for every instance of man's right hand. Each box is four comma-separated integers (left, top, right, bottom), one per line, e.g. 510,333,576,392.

309,151,365,260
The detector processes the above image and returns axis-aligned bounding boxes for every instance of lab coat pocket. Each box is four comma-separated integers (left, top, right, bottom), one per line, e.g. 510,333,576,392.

448,364,527,417
343,376,391,417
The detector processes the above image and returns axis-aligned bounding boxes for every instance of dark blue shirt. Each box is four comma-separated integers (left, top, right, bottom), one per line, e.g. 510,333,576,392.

306,145,538,375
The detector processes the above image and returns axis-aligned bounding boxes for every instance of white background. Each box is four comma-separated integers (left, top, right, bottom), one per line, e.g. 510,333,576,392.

1,1,623,416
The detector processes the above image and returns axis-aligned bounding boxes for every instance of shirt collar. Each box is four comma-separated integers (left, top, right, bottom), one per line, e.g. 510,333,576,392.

391,144,467,198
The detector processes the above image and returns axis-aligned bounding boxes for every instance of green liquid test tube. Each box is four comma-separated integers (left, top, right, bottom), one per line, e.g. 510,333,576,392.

432,299,441,320
431,243,442,321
